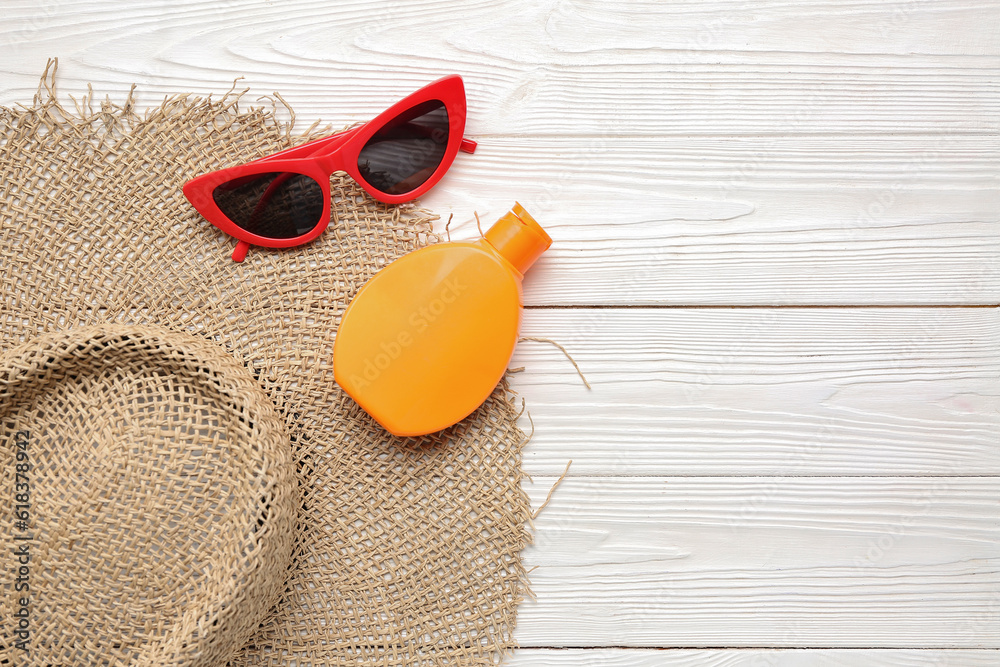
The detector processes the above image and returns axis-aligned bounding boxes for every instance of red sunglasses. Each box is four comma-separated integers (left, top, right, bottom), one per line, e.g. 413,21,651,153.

183,75,477,262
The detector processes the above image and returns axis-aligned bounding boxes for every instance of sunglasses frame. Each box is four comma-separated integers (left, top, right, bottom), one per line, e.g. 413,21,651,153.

183,75,476,261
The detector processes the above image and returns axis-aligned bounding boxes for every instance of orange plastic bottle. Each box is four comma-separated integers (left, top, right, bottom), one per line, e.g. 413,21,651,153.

333,203,551,437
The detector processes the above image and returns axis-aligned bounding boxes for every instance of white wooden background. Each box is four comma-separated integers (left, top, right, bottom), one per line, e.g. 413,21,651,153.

1,1,998,664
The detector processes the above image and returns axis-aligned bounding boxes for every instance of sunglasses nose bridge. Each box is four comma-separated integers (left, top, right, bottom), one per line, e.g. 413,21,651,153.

316,153,341,175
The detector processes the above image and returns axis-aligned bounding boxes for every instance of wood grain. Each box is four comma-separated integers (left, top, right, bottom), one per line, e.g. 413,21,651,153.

510,308,1000,476
508,649,1000,666
0,1,996,137
516,476,1000,647
419,136,1000,306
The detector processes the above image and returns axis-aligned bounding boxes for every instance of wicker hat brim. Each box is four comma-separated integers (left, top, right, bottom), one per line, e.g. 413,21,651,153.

0,324,296,665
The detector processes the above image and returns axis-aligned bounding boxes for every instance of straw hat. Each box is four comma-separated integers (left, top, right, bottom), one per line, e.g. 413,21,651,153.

0,324,296,664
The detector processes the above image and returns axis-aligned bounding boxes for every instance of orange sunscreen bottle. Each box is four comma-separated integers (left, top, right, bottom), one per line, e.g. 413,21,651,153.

333,203,551,437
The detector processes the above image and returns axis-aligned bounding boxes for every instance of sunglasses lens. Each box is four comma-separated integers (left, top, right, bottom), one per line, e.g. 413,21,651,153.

357,100,449,195
213,172,324,239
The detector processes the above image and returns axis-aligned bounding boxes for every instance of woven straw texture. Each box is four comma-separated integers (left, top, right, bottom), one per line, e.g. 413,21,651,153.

0,62,531,665
0,324,297,665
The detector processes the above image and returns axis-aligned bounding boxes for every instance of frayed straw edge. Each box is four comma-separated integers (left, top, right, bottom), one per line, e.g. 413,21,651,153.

505,336,586,636
490,375,542,657
518,336,592,389
531,459,572,521
15,58,303,153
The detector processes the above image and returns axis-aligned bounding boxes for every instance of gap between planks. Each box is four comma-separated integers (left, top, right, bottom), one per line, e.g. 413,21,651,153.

524,304,1000,309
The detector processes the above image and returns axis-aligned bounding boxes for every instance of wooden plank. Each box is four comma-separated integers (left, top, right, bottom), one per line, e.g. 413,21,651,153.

420,136,1000,306
3,11,996,306
508,648,1000,666
515,476,1000,647
509,308,1000,476
0,2,996,136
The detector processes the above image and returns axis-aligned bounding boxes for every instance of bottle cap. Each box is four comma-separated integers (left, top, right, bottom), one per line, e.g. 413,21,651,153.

483,203,552,275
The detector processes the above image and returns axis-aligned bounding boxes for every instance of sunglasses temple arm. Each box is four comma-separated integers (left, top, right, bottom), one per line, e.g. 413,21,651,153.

251,126,361,165
232,240,251,263
229,171,302,263
257,127,473,163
